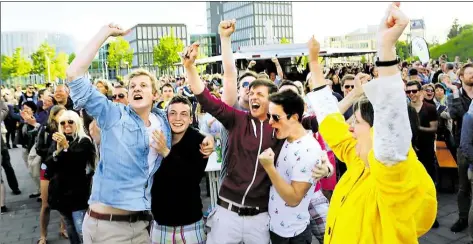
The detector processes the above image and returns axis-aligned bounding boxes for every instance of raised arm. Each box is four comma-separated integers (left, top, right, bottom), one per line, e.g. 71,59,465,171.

363,2,411,164
66,24,129,129
272,57,284,80
219,20,238,106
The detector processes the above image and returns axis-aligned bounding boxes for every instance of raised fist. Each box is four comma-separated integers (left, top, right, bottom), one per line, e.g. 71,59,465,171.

307,36,320,62
179,42,200,69
219,19,236,38
377,2,409,49
258,148,275,168
102,23,130,37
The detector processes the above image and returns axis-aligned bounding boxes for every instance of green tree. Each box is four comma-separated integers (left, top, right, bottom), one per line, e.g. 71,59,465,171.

153,31,184,74
196,51,208,74
360,55,367,64
1,54,13,80
448,18,461,40
107,37,133,76
460,24,473,35
10,47,32,78
30,42,56,81
430,28,473,61
280,37,290,44
68,52,76,64
52,52,69,80
395,41,409,60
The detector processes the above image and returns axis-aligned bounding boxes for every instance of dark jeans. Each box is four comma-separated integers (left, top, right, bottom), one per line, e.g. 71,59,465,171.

270,225,312,244
5,127,16,147
1,147,20,192
60,210,86,244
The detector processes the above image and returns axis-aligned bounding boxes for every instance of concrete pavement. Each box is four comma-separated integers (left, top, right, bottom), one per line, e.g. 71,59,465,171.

0,147,470,244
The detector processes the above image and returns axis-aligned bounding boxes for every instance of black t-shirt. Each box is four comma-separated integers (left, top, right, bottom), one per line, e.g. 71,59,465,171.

417,102,438,151
151,127,208,226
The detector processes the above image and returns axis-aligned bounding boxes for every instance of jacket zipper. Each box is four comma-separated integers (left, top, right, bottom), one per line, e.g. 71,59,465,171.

242,120,264,206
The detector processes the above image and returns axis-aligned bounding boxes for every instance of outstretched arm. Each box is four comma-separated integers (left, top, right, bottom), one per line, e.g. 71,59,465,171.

219,20,239,106
66,24,130,129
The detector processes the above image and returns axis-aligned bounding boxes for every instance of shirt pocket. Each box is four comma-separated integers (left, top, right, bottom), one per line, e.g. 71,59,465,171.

121,120,143,148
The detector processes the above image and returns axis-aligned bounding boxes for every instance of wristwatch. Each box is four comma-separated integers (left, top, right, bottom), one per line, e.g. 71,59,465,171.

375,57,400,67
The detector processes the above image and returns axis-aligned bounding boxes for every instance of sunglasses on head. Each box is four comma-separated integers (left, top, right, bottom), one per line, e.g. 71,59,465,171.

267,113,290,122
60,120,74,126
405,90,419,94
112,93,126,100
344,85,354,89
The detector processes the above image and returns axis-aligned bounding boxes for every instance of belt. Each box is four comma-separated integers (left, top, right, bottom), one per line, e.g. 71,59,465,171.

217,198,267,216
87,209,152,223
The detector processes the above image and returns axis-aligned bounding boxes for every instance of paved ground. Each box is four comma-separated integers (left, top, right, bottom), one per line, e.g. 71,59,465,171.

0,147,470,244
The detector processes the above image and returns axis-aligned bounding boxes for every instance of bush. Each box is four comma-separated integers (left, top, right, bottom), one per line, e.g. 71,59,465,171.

430,29,473,61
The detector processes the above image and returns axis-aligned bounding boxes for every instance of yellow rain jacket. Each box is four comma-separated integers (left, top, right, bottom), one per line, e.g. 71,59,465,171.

320,113,437,244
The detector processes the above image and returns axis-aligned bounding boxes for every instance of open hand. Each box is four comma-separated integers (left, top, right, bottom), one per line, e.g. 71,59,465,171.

219,19,236,38
200,135,215,158
52,132,69,151
151,130,170,158
307,36,320,62
179,43,200,69
20,111,37,126
258,148,275,168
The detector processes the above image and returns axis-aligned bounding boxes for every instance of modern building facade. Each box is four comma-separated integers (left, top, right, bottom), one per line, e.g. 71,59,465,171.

123,23,188,74
190,33,221,73
1,31,76,56
207,2,294,52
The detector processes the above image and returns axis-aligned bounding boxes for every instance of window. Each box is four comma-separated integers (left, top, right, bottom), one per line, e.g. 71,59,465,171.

137,27,142,39
138,40,143,52
152,27,157,39
143,27,148,39
139,54,144,65
144,54,148,65
149,40,153,52
149,53,154,64
143,41,148,52
153,40,158,48
158,27,162,37
288,16,292,26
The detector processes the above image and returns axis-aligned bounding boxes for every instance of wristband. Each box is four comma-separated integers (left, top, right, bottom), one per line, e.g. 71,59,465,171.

312,85,327,92
375,57,400,67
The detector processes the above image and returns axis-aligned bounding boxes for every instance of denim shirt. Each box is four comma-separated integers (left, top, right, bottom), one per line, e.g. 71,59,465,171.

68,76,171,211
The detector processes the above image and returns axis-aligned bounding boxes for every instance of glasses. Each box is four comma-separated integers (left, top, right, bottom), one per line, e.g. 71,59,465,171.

112,93,126,100
60,120,74,126
267,113,290,122
424,89,434,93
241,81,250,88
344,85,354,89
405,90,419,94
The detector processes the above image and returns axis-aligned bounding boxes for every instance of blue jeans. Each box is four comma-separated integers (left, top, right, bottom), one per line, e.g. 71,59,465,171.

60,209,86,244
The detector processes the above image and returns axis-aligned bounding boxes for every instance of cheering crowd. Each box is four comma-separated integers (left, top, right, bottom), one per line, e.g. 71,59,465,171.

1,2,473,244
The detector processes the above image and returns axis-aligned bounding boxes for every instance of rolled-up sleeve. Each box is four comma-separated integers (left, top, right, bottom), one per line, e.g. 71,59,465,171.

68,76,121,129
363,73,411,165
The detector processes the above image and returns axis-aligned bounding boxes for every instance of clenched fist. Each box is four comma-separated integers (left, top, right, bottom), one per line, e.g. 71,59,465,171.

101,23,130,37
377,2,409,52
307,36,320,62
219,19,236,38
179,42,200,69
258,148,275,168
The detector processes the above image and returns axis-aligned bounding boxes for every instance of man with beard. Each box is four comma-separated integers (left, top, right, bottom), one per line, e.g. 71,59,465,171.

448,63,473,233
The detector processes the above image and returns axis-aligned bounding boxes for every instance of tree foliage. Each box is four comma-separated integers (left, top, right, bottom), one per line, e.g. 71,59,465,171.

52,52,68,80
107,37,133,75
10,48,33,78
430,28,473,61
395,41,410,61
360,55,367,64
153,30,184,74
1,54,14,80
68,52,76,64
30,42,56,80
280,37,290,44
447,18,461,40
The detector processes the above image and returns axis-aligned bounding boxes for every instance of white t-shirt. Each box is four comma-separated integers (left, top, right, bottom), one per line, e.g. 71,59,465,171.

146,113,162,176
268,133,322,238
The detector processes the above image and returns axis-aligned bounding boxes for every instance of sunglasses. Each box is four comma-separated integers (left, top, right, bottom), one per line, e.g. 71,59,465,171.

241,81,250,88
424,89,434,93
405,90,419,94
267,113,290,122
344,85,354,89
112,93,126,100
60,120,75,126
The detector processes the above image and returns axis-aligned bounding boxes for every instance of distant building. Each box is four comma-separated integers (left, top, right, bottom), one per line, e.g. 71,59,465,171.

207,2,294,52
1,31,76,56
123,23,188,75
190,33,221,73
410,19,426,39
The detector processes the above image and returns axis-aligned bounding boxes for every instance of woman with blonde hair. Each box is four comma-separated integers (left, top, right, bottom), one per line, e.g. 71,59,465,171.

45,110,96,244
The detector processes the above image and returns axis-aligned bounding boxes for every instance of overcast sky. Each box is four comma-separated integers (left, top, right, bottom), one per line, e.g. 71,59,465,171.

2,1,472,52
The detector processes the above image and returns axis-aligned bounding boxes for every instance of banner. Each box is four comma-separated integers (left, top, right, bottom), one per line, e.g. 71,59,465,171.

411,37,430,63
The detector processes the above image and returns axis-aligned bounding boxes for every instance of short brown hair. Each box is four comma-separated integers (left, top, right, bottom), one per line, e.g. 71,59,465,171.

459,63,473,80
124,68,160,95
248,79,278,95
341,74,355,87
